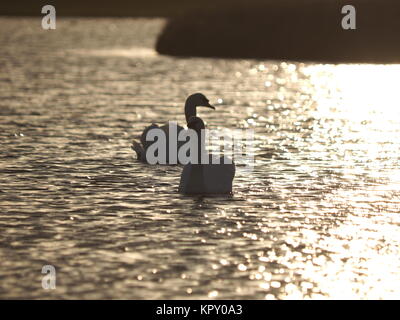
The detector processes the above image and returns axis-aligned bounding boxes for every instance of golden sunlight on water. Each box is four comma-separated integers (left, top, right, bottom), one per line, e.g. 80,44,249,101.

70,47,158,58
305,64,400,128
305,64,400,185
298,64,400,299
1,18,400,299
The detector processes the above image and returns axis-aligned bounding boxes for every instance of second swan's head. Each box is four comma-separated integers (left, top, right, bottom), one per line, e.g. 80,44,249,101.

187,116,205,133
185,93,215,123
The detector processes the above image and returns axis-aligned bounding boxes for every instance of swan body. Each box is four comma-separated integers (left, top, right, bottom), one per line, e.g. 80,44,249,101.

179,156,235,194
178,117,235,195
132,122,185,163
132,93,214,164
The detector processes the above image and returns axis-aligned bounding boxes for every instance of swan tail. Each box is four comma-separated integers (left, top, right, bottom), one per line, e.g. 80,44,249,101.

131,140,146,162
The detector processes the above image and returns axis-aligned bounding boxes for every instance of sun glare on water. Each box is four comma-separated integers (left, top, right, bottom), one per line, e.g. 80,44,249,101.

296,64,400,299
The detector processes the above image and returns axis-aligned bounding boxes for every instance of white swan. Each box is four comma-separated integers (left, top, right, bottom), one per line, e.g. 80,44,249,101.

179,116,235,195
132,93,215,164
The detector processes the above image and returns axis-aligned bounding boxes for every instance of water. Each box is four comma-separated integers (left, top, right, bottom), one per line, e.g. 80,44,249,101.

1,17,400,299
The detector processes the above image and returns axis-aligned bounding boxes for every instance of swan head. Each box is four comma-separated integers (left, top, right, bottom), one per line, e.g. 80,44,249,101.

185,93,215,123
187,116,205,133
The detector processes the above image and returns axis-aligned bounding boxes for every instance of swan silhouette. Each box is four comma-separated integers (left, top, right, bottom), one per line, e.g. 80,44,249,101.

132,93,215,164
179,116,235,195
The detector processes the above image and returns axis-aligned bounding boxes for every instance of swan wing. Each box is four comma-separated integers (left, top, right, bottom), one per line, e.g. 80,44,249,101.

131,140,146,162
140,123,159,150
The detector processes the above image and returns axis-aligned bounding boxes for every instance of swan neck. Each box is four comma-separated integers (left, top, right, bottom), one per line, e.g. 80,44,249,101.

197,132,202,164
185,99,197,123
197,129,207,164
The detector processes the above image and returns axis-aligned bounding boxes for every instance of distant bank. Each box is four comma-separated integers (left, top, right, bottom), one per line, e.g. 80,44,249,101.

156,0,400,63
3,0,400,63
0,0,219,17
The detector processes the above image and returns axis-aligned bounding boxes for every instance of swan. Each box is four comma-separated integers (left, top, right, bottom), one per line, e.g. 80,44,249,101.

179,116,235,195
132,93,215,164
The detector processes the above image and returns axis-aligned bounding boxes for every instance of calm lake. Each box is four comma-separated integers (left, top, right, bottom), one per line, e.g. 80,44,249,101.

0,17,399,299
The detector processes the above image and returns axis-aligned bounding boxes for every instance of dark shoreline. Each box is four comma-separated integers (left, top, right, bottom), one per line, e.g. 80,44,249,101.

0,0,213,18
3,0,400,63
156,0,400,63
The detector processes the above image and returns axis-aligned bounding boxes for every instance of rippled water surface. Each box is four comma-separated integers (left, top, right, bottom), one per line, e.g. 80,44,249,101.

1,17,400,299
